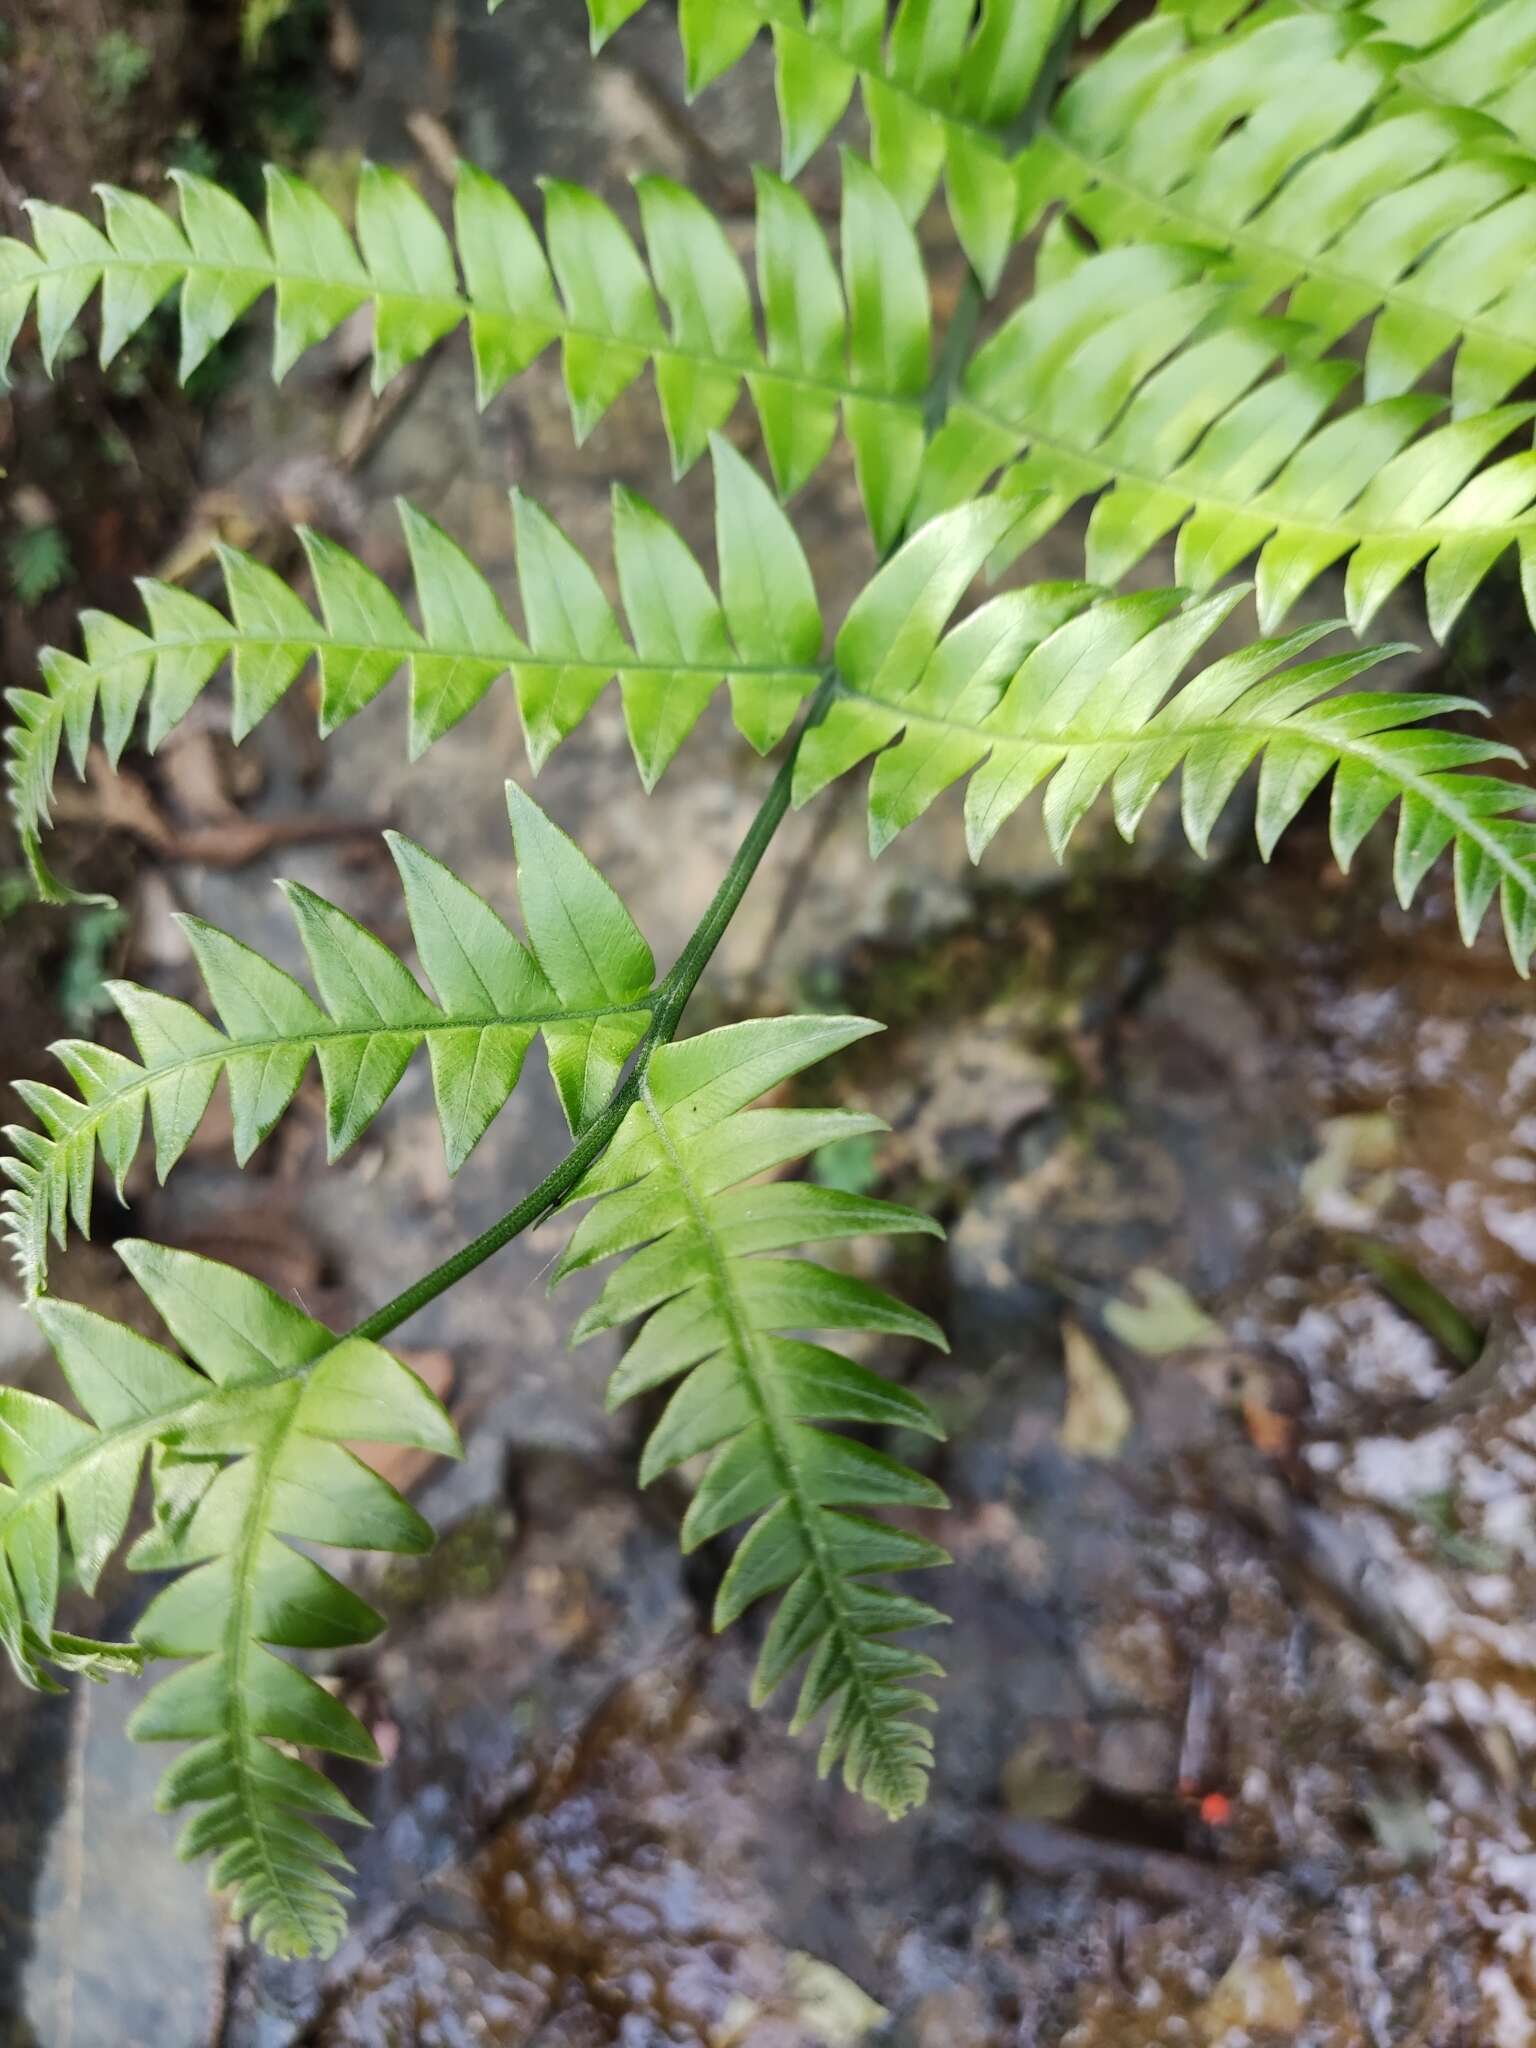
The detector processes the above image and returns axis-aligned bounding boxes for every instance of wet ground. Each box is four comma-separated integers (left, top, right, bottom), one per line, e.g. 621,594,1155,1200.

6,3,1536,2044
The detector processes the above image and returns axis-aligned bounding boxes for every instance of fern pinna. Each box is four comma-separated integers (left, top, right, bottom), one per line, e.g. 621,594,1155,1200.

7,439,823,902
556,1014,950,1816
6,0,1536,1963
6,1242,458,1959
3,790,655,1294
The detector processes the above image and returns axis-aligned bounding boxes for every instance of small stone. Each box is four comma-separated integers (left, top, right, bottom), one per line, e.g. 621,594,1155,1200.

1092,1718,1179,1801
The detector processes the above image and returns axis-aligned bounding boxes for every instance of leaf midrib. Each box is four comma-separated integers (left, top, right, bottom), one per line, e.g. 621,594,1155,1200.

20,251,919,414
0,1381,273,1553
39,241,1536,552
951,391,1536,545
836,678,1536,905
31,633,825,703
30,993,656,1184
1043,121,1533,358
223,1387,324,1953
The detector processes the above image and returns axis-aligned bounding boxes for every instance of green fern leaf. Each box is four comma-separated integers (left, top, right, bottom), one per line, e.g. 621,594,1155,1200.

4,440,825,905
2,793,653,1294
2,1240,458,1957
0,1292,183,1691
554,1014,950,1816
1388,0,1536,142
0,157,931,545
913,243,1536,641
1179,0,1536,148
592,0,1534,301
557,0,1536,590
573,0,1075,288
1019,8,1536,420
795,554,1536,966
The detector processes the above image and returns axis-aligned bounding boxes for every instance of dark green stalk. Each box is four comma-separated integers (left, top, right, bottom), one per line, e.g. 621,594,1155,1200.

924,270,984,439
346,1088,629,1344
348,681,832,1345
350,80,1020,1354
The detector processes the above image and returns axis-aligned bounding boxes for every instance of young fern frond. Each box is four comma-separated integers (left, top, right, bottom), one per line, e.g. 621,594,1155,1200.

5,438,825,903
1020,9,1536,417
8,115,1536,707
576,0,1081,290
3,790,653,1295
20,425,1534,925
18,380,1530,919
0,153,931,545
786,499,1536,958
5,1241,459,1959
913,242,1536,639
554,1014,950,1816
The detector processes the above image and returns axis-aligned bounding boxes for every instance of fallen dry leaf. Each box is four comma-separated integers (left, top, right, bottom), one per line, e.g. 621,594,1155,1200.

1104,1265,1223,1356
67,751,176,851
1058,1319,1133,1460
1242,1391,1299,1464
1199,1952,1306,2040
163,1208,329,1308
1064,1318,1138,1466
784,1953,888,2048
52,753,386,868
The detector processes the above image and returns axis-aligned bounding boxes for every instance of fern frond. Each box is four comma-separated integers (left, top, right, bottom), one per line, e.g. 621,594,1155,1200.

3,792,654,1295
575,0,1072,290
0,155,931,545
4,439,826,904
1214,0,1536,146
913,242,1536,640
1020,8,1536,418
5,488,1048,944
792,522,1536,965
1388,0,1536,141
563,0,1536,632
575,0,1536,283
3,1240,458,1958
554,1013,950,1816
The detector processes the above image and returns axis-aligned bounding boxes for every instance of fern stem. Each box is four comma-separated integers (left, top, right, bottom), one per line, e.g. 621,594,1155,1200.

346,1087,628,1344
924,269,985,440
348,680,835,1345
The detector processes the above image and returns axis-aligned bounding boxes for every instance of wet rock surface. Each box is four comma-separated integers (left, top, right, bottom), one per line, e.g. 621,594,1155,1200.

7,2,1536,2045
